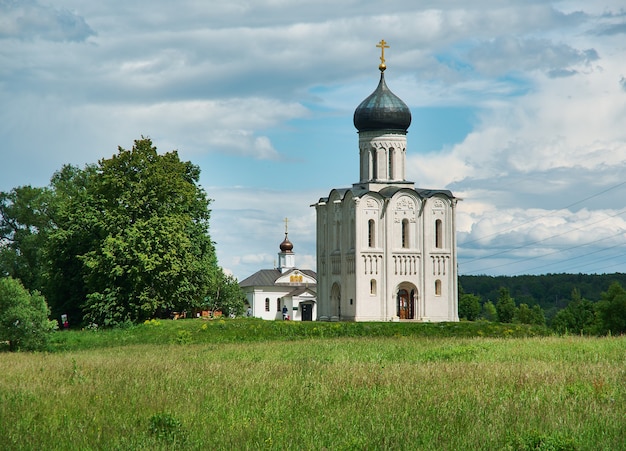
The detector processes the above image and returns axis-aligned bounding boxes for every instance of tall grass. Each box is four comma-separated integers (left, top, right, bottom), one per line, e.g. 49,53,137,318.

0,320,624,450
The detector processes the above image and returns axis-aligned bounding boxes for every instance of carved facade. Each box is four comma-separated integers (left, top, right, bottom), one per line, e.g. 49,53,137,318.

312,62,458,322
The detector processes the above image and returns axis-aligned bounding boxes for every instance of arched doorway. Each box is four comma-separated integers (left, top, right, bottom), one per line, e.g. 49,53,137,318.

397,285,417,319
330,283,341,318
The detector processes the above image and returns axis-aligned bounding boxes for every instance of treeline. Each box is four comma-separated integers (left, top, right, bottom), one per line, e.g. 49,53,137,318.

459,274,626,335
1,138,245,345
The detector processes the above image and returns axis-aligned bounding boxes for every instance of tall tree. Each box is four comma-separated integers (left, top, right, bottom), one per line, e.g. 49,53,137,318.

595,282,626,335
46,138,221,326
44,164,98,323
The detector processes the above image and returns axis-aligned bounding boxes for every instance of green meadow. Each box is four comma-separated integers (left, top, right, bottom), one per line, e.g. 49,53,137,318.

1,319,624,450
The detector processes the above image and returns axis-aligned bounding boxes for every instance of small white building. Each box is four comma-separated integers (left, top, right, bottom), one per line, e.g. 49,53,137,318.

312,45,459,322
239,229,317,321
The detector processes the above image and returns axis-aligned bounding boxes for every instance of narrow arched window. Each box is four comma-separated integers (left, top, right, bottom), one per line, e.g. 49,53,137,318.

371,149,377,180
265,298,270,312
402,218,409,248
435,219,443,249
370,279,377,295
435,280,442,296
350,218,355,249
277,299,281,312
389,148,395,180
368,219,375,248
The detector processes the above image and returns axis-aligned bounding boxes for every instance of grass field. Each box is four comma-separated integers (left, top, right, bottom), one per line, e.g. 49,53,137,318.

0,319,624,450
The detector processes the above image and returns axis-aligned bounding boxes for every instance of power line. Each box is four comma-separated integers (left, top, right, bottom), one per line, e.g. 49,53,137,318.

460,206,626,268
461,180,626,247
461,230,625,275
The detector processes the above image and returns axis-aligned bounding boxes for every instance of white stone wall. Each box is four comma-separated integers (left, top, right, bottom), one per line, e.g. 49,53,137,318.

314,187,458,322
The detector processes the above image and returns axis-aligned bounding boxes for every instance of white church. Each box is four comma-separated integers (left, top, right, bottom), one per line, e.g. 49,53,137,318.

239,223,317,321
312,41,459,322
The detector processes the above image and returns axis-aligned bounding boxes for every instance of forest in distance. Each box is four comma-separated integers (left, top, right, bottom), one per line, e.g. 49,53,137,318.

459,272,626,317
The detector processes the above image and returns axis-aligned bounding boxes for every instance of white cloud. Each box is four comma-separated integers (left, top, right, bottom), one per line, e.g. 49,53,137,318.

2,0,626,277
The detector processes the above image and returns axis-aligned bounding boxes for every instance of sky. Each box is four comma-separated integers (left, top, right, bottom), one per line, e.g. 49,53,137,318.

1,0,626,282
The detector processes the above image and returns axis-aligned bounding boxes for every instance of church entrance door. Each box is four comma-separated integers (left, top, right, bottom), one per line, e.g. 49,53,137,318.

301,304,313,321
397,288,416,319
398,289,409,319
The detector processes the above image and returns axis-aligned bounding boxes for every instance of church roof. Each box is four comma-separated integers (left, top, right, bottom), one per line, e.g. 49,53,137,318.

239,268,317,288
353,71,412,133
316,185,455,204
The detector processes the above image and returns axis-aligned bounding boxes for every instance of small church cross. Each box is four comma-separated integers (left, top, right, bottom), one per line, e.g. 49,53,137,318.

376,39,389,70
284,217,289,234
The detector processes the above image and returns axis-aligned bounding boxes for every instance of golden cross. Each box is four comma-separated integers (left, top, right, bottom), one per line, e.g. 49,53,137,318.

284,217,289,234
376,39,389,70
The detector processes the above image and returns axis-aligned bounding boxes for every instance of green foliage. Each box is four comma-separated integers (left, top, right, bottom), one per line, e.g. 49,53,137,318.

508,431,578,451
0,277,57,351
172,329,193,345
595,282,626,335
208,272,245,317
44,138,222,326
148,413,187,443
481,300,497,321
459,292,481,320
496,287,516,323
551,292,596,335
515,303,546,326
0,186,52,291
48,318,550,351
459,273,626,315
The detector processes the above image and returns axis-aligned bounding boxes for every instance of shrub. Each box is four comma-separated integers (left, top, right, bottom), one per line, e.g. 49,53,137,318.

508,431,578,451
0,277,57,351
148,412,187,443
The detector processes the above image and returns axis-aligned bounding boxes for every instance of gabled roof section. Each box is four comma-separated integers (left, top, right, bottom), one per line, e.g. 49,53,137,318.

239,269,281,288
276,268,317,285
239,268,317,288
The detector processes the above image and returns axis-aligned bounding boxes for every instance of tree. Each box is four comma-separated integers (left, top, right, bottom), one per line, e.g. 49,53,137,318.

459,293,481,321
481,300,497,321
0,186,52,292
44,164,98,324
595,282,626,335
0,277,57,351
514,303,546,326
46,138,221,326
496,287,516,323
207,272,246,317
551,288,596,334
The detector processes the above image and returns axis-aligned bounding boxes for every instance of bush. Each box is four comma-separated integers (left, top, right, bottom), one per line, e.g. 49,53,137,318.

0,277,57,351
148,412,187,443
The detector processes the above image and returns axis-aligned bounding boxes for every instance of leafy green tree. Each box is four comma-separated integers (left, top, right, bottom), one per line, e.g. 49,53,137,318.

595,282,626,335
459,293,481,321
551,288,596,334
514,303,545,326
46,138,221,326
481,300,497,321
207,272,245,317
496,287,516,323
0,277,57,351
0,186,52,291
44,164,98,324
530,304,546,326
